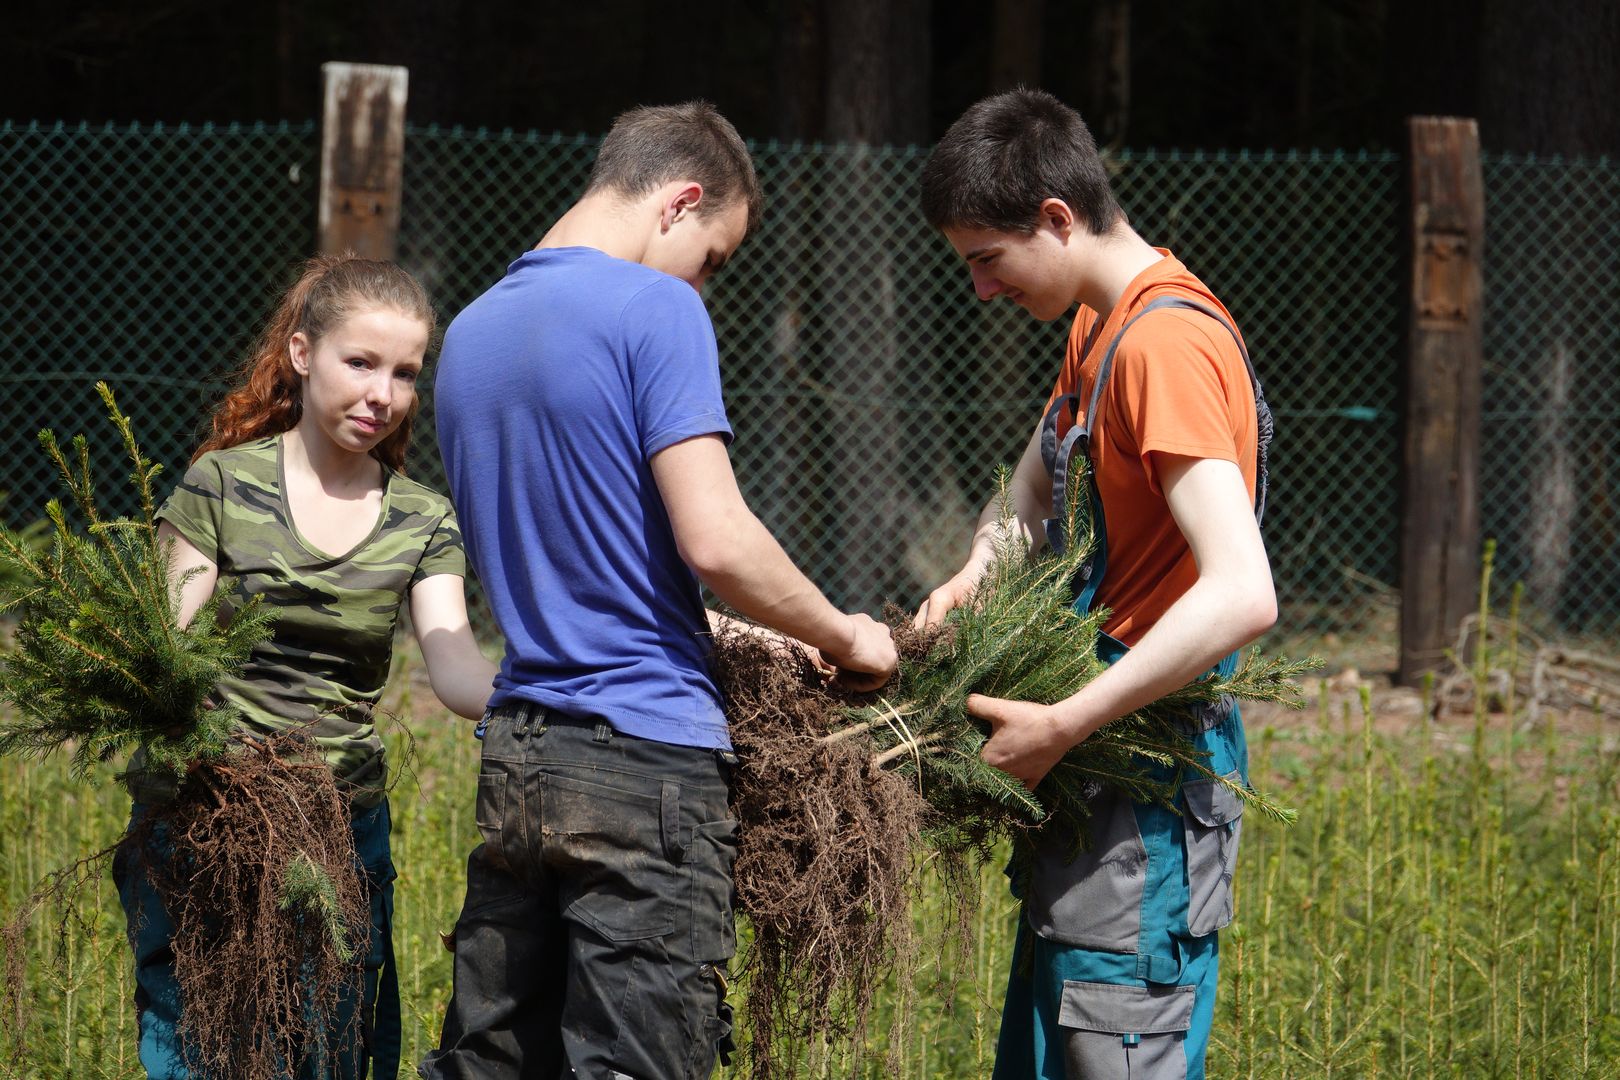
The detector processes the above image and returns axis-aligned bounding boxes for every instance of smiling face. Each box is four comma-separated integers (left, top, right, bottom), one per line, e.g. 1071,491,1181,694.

288,305,431,456
941,200,1082,322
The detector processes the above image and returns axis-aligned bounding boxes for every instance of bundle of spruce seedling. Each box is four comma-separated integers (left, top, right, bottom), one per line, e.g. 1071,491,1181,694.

0,384,367,1080
710,467,1315,1077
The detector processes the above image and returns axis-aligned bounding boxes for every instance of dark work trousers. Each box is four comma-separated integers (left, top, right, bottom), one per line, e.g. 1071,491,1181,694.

420,703,739,1080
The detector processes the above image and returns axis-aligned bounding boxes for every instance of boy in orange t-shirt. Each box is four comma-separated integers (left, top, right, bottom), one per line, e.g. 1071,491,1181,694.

917,89,1276,1080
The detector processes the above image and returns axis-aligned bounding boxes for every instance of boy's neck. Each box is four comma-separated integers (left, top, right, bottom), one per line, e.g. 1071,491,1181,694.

534,191,650,264
1074,224,1165,321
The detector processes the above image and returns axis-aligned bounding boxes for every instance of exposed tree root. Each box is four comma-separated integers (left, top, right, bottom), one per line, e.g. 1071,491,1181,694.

3,732,366,1079
712,619,942,1078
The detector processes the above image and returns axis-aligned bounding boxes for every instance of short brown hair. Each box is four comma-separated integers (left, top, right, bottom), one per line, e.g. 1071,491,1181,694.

921,89,1122,236
587,101,764,235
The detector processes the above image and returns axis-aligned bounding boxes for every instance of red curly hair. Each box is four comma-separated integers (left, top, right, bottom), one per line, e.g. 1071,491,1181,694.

195,254,436,473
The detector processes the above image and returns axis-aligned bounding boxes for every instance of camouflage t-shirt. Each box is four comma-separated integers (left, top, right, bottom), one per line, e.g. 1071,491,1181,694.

146,434,465,806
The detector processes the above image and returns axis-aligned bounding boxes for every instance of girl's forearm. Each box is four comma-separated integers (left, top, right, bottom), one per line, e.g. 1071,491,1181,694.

425,651,498,720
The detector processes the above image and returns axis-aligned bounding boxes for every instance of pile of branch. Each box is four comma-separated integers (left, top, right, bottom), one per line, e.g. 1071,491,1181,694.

1434,611,1620,726
712,469,1315,1077
0,384,367,1079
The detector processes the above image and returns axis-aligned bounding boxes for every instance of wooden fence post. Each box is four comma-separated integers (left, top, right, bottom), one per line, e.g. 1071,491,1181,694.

1399,116,1485,685
318,62,408,260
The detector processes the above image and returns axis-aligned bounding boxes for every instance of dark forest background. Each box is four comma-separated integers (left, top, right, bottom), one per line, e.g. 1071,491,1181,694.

5,0,1618,155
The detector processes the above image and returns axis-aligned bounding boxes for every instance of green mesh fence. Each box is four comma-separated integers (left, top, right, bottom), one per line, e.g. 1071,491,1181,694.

2,119,1616,635
0,119,319,521
1478,158,1620,635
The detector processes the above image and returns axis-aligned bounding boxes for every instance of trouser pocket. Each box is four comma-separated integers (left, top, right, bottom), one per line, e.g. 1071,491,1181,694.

1058,981,1195,1079
474,772,509,870
1028,787,1148,951
687,817,740,962
685,818,740,1075
546,771,677,942
1181,772,1244,938
475,719,528,875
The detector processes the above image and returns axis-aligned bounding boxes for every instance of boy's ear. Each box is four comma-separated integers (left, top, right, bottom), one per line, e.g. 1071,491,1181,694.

661,182,705,232
1038,197,1076,237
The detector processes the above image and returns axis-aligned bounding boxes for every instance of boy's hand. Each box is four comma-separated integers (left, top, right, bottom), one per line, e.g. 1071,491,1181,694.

820,613,898,692
914,570,979,629
969,693,1079,789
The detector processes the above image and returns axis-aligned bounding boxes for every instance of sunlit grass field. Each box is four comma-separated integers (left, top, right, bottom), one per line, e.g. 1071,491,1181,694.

3,632,1617,1078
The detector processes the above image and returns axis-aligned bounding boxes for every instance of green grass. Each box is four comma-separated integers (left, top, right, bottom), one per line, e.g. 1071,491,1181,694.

3,646,1618,1078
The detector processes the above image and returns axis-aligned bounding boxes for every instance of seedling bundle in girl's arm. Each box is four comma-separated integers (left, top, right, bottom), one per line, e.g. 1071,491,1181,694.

0,384,367,1080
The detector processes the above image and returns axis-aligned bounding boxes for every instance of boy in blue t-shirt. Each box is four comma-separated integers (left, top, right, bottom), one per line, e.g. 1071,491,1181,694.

423,101,897,1080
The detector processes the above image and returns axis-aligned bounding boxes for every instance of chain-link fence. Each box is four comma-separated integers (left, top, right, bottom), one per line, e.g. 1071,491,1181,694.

1479,158,1620,635
0,119,319,527
2,120,1616,636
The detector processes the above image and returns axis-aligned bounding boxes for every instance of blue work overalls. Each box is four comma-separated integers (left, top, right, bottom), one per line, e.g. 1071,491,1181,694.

993,296,1273,1080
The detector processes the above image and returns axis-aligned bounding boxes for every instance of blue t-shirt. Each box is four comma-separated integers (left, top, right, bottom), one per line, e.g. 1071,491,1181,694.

434,247,734,748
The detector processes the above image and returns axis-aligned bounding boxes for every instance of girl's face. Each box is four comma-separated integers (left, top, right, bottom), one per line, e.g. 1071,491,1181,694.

288,305,430,456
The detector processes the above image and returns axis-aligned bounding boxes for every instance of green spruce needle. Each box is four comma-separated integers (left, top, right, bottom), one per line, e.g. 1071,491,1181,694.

0,382,273,788
836,460,1318,855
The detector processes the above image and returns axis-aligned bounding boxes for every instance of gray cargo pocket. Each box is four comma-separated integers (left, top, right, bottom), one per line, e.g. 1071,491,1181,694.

1057,981,1194,1079
1182,772,1243,937
1028,788,1148,951
689,818,741,961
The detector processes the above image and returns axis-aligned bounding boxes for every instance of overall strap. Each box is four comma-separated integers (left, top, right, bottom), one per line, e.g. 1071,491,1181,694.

1085,296,1270,734
1038,317,1104,556
1039,393,1085,555
1039,303,1171,556
1119,297,1272,524
1043,294,1272,558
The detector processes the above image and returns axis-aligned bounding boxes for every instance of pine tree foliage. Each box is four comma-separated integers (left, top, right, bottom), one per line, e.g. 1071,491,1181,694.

0,498,48,603
0,382,272,785
279,850,355,965
712,457,1318,1077
842,464,1315,859
0,386,367,1078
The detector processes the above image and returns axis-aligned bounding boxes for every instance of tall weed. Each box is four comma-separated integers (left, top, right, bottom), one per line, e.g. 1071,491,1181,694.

2,592,1616,1077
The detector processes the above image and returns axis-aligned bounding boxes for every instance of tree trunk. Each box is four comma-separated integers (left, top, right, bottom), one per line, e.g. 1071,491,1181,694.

989,0,1044,93
1478,0,1620,624
1088,0,1131,146
889,0,932,145
1526,341,1575,609
761,0,824,582
774,0,824,141
275,0,301,120
1478,0,1620,156
818,0,929,610
826,0,893,144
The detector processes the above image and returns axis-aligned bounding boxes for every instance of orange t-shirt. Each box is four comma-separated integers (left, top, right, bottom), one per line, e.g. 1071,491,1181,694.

1044,251,1258,647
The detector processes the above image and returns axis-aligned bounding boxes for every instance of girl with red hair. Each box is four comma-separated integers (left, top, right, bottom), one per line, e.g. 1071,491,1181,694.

117,254,496,1079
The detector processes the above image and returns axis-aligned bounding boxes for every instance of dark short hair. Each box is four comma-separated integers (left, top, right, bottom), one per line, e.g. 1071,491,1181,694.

921,88,1122,236
587,101,764,235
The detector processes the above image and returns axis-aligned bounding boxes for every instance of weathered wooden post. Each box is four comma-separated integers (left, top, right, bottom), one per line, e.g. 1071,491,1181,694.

318,62,407,260
1398,116,1485,685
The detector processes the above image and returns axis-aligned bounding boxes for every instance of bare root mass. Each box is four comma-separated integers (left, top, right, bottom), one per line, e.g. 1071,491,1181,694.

711,618,948,1077
122,733,368,1080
